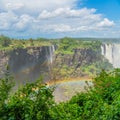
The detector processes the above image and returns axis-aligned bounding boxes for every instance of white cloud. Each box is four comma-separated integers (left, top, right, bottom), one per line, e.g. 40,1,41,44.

6,3,24,10
0,0,117,38
14,14,33,31
45,24,72,32
97,18,115,27
38,8,114,33
0,0,76,15
38,7,99,19
0,11,18,30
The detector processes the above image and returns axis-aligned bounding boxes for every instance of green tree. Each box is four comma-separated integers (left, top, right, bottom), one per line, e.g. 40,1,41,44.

0,76,55,120
0,35,11,47
50,69,120,120
0,66,14,118
1,68,120,120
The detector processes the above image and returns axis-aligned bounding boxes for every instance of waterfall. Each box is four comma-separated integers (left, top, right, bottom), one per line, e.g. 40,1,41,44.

46,45,55,64
49,45,55,64
112,44,120,68
101,45,104,55
8,46,56,83
101,43,120,68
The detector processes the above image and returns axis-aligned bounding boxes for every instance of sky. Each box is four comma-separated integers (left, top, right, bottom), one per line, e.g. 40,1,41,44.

0,0,120,38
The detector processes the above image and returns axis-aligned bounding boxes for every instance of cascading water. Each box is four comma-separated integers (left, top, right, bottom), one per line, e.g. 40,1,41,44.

49,45,55,64
101,43,120,68
8,46,56,85
46,45,55,64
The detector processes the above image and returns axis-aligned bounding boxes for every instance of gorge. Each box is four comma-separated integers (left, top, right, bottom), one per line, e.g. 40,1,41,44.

0,39,120,86
0,38,120,102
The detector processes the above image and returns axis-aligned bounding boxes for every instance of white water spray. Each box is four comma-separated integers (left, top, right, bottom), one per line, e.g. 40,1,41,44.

101,43,120,68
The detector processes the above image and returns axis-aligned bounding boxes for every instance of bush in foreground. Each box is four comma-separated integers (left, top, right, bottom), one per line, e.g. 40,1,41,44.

50,69,120,120
0,76,54,120
0,69,120,120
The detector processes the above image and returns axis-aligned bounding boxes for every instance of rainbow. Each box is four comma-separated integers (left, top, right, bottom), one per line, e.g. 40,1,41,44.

46,77,92,86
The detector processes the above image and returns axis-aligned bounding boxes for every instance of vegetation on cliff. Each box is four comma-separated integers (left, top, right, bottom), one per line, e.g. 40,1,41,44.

0,69,120,120
0,35,113,80
52,37,113,79
56,37,101,55
0,35,103,52
0,35,52,51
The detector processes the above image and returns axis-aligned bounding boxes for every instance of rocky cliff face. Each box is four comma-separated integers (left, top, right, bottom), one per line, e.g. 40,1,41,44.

55,48,100,68
53,47,104,79
0,46,55,86
0,51,9,77
0,44,113,85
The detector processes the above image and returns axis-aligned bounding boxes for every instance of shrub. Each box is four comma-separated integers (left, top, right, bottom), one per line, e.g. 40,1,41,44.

50,69,120,120
0,76,55,120
0,35,11,47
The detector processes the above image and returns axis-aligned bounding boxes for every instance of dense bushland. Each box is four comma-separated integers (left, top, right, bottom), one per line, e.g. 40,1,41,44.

0,69,120,119
0,73,54,120
0,35,102,51
51,69,120,120
0,35,52,51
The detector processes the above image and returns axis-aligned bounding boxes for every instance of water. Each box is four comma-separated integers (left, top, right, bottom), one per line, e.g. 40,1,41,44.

101,43,120,68
52,80,93,103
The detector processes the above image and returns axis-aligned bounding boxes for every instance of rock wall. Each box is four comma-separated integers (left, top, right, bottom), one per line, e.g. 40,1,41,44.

0,51,9,77
54,47,103,79
0,43,115,85
0,46,55,86
56,48,100,67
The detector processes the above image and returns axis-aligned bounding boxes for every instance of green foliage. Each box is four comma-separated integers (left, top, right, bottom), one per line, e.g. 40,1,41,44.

56,37,76,54
54,38,111,78
0,35,11,47
0,67,14,117
0,69,120,119
0,36,117,119
56,37,102,55
81,59,113,77
50,69,120,120
0,35,52,51
0,76,55,120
